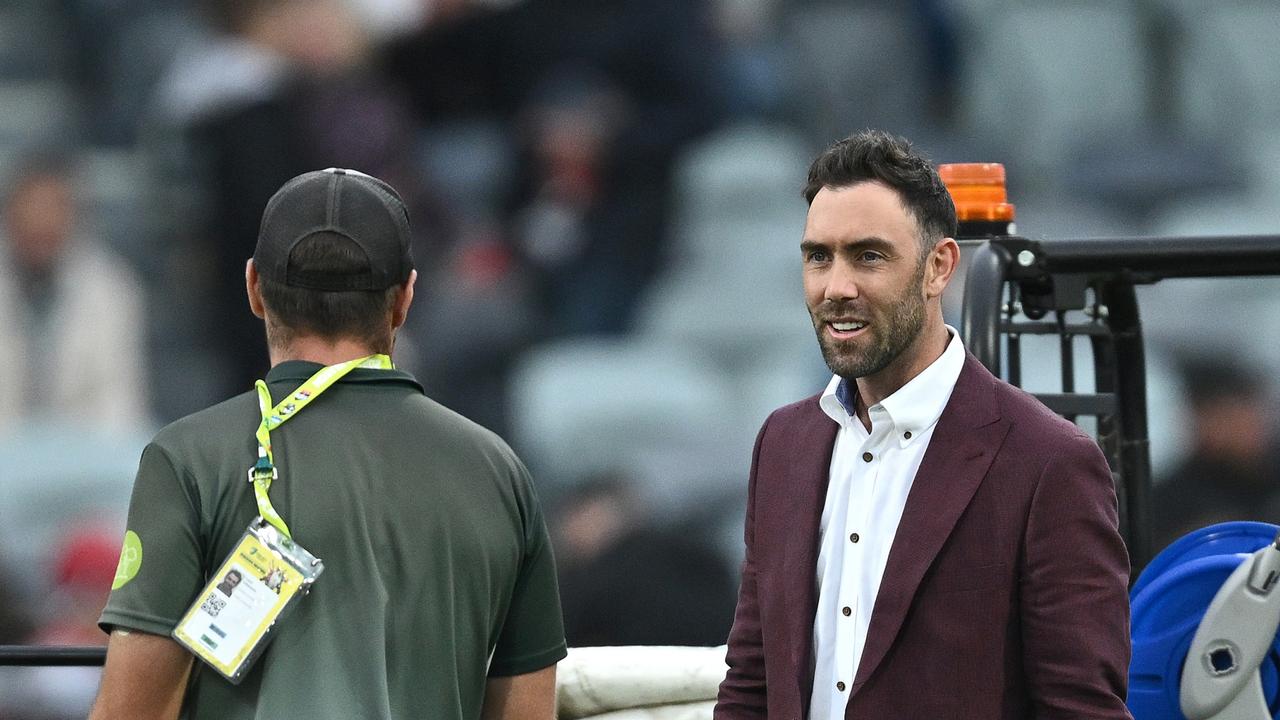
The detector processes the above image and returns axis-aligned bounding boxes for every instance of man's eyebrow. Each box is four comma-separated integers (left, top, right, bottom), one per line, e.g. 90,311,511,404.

800,237,896,253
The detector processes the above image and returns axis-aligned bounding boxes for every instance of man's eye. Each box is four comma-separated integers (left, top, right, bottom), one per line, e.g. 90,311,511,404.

860,251,886,263
805,250,829,263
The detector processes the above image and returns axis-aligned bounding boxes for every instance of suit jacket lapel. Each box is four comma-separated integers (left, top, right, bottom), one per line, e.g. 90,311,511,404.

782,400,838,710
852,355,1008,689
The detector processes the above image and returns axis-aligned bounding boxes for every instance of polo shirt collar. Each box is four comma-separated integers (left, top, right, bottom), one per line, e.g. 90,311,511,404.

266,359,425,394
819,326,966,444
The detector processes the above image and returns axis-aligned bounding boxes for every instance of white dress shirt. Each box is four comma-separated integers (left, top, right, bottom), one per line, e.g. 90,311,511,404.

808,328,966,720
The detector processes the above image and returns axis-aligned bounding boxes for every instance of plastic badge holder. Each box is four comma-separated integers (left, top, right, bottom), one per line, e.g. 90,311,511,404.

1129,521,1280,720
173,518,323,683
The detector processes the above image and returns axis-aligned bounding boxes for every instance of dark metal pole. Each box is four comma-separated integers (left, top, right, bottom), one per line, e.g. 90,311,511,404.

0,645,106,666
1098,279,1153,574
961,241,1011,376
1057,311,1076,424
1089,311,1121,473
1006,284,1022,388
1031,235,1280,278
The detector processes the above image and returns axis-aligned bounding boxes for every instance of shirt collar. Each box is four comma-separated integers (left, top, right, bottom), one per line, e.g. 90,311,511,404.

819,326,966,444
265,360,425,394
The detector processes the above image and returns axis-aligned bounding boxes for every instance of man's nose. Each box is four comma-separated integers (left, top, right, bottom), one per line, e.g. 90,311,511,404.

824,260,859,302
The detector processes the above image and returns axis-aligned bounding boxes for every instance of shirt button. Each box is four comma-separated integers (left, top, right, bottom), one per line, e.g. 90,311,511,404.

904,430,912,439
862,452,873,462
842,606,852,616
837,681,846,692
850,532,860,543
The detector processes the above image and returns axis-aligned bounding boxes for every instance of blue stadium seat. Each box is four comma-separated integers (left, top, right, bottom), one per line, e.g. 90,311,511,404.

0,423,150,598
508,338,749,506
0,6,68,81
782,3,932,143
1171,3,1280,146
956,2,1148,180
0,82,79,148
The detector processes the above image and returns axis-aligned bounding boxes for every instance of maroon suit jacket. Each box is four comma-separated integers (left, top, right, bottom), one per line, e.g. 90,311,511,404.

715,355,1132,719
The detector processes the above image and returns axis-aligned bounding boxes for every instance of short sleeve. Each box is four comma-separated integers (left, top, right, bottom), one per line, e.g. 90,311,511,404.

99,443,206,637
487,465,568,677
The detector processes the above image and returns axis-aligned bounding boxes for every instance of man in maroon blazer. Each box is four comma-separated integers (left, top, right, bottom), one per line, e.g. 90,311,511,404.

714,131,1132,719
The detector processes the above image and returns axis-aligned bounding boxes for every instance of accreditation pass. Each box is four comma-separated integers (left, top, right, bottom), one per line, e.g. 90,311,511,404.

173,518,324,683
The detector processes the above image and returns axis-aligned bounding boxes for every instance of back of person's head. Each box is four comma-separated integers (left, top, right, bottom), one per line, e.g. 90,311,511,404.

258,232,401,351
254,168,414,353
803,129,957,250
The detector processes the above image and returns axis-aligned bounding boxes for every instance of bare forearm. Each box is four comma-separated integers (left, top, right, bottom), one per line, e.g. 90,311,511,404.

90,629,193,720
482,665,557,720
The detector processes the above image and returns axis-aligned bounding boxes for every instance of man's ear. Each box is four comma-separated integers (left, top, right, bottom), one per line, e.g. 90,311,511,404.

925,237,960,300
391,269,416,330
246,259,266,319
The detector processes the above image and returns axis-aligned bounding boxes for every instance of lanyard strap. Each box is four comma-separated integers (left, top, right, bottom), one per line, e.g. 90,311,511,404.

250,354,394,538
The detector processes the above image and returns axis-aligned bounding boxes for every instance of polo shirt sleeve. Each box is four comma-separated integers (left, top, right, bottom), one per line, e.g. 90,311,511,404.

487,460,568,677
99,442,207,638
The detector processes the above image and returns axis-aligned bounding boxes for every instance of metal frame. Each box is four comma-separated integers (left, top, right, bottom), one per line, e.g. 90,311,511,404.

961,234,1280,575
0,646,105,665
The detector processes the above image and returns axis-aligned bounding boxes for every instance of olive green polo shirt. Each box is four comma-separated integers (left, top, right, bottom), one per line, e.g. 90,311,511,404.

101,361,566,720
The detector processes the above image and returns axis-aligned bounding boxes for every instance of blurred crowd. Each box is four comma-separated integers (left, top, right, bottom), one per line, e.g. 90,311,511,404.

4,0,1280,716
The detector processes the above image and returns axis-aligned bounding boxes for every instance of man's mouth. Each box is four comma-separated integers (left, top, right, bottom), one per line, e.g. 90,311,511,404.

825,320,868,339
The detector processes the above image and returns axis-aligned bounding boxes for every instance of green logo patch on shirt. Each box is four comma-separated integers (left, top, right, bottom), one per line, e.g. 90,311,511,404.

112,530,143,589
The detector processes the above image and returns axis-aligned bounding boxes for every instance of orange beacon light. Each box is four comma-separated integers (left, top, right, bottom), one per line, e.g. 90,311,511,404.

938,162,1016,238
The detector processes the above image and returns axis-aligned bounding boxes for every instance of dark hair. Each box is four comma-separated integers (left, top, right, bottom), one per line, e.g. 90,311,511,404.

4,150,74,205
803,129,958,248
1178,356,1265,408
200,0,272,33
258,232,400,352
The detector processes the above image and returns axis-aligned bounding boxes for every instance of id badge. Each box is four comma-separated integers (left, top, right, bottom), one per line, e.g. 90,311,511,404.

173,518,324,683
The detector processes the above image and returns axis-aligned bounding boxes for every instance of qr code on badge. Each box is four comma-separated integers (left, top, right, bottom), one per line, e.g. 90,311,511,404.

201,594,227,617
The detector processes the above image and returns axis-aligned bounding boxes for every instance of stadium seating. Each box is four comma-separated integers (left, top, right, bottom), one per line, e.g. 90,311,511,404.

956,2,1148,182
508,337,749,506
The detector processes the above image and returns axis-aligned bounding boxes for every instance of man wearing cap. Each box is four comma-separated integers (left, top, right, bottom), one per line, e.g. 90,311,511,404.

91,169,566,720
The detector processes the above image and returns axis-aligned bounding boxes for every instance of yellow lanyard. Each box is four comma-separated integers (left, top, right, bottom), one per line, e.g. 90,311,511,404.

250,354,394,538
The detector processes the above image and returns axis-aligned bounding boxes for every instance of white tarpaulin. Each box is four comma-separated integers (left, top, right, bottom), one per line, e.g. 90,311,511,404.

556,645,727,720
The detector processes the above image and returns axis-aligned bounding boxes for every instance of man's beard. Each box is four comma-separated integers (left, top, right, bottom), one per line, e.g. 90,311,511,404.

811,262,927,380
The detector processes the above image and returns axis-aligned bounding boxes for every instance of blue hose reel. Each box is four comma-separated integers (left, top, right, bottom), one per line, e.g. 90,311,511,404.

1130,521,1280,719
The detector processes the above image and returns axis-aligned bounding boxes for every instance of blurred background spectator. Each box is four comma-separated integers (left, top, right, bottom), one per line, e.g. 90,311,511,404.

552,473,737,648
0,154,147,431
4,1,1280,714
1153,357,1280,551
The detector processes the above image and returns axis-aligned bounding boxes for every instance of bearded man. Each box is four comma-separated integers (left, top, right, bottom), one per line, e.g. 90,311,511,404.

713,130,1132,720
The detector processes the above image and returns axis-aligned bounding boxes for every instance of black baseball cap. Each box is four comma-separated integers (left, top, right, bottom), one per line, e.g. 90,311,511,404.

254,168,413,291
